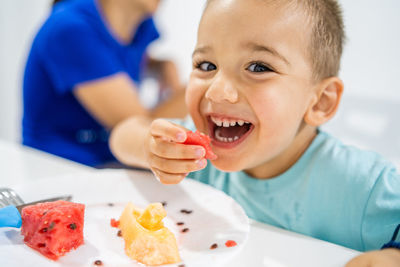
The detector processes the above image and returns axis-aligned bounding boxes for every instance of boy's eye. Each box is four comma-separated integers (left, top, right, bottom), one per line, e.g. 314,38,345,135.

197,62,217,72
247,62,272,73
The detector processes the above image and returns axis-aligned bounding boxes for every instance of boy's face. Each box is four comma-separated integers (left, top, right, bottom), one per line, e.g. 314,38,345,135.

186,0,318,178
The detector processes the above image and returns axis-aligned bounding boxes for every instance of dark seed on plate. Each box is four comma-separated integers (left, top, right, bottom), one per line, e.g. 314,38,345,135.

176,222,184,226
181,228,189,233
94,260,103,266
180,209,193,214
37,243,46,247
49,222,56,230
39,228,48,233
161,201,167,207
117,230,122,237
107,203,114,207
69,223,77,230
210,243,218,249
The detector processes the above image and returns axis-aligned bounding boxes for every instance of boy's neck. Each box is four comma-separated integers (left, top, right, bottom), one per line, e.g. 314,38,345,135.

98,0,148,44
245,124,317,179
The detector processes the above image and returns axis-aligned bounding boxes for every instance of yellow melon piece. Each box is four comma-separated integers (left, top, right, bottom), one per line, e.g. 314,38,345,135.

118,202,181,266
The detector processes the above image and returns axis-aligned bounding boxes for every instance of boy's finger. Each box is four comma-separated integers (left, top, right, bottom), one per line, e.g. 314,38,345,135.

148,154,207,174
150,137,205,159
151,168,187,185
150,119,187,143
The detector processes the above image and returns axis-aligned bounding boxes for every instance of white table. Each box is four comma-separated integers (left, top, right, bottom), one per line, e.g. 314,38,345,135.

0,140,360,267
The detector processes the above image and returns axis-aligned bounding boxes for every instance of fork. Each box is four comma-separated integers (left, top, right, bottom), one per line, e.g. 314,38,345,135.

0,188,25,228
0,188,72,228
0,188,25,208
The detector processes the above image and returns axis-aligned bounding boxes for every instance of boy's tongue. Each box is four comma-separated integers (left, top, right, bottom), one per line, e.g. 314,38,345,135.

215,124,249,139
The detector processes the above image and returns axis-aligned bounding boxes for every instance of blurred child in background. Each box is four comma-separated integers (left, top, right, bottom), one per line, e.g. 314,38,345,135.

22,0,187,167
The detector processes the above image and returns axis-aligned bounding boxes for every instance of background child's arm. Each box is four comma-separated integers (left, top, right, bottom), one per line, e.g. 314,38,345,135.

110,117,207,184
346,248,400,267
110,116,152,168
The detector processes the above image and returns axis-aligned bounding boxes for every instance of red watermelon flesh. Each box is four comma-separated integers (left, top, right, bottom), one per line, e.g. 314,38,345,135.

21,200,85,260
183,130,217,160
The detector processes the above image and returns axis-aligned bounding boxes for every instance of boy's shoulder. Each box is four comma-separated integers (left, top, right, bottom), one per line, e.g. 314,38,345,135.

307,130,398,186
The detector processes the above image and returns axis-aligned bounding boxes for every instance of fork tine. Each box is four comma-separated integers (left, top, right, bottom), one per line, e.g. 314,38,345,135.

0,193,10,208
0,188,25,207
0,191,12,206
7,188,25,206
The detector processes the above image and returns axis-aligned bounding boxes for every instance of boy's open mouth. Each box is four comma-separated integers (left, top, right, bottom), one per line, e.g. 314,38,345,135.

208,115,254,148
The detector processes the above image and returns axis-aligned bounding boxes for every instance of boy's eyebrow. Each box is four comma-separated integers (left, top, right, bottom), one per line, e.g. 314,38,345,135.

192,43,290,66
192,45,211,57
245,42,290,66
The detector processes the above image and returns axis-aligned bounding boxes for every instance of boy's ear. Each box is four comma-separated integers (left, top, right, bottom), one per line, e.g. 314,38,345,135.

304,77,344,126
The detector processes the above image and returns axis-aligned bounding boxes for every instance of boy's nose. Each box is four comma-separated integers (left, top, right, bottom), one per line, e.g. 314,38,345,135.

205,75,238,104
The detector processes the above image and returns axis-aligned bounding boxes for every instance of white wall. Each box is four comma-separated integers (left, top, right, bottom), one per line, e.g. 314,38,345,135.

0,0,51,143
1,0,399,166
322,0,400,167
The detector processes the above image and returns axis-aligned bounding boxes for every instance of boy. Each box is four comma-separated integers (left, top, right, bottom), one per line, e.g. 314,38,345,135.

110,0,400,265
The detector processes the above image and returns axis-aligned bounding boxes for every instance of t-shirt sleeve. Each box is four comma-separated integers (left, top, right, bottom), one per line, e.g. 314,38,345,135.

136,17,160,47
39,19,122,94
361,164,400,250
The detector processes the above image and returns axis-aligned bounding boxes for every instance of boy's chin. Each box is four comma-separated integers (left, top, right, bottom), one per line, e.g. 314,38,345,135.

212,160,243,173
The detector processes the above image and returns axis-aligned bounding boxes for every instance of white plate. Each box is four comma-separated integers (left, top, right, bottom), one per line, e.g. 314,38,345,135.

0,169,249,267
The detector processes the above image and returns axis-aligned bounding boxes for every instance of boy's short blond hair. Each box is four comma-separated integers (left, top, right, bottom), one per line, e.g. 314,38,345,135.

300,0,345,81
204,0,345,81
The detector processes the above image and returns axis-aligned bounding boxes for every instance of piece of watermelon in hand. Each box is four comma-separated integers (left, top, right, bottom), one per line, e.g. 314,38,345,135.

21,200,85,260
183,130,217,160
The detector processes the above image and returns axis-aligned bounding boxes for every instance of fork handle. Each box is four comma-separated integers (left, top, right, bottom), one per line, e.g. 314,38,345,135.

0,206,22,228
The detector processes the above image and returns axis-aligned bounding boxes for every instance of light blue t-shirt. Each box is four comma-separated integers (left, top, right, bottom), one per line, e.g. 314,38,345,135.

178,119,400,252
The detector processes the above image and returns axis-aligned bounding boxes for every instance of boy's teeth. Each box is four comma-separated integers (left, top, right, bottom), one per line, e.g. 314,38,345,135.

213,118,223,127
215,129,240,143
211,116,250,127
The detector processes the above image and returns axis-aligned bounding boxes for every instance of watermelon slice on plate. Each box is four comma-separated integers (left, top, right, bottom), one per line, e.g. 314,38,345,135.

20,200,85,260
183,130,217,160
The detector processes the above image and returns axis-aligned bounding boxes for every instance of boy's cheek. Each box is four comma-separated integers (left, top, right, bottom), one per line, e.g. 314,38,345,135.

185,84,206,130
185,78,204,106
185,87,199,112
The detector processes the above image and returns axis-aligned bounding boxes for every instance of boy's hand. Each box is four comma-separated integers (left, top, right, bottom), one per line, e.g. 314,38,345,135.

346,249,400,267
145,119,208,184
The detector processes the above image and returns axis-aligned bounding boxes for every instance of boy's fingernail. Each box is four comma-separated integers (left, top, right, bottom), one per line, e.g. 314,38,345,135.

196,159,207,168
196,148,205,158
176,132,185,142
